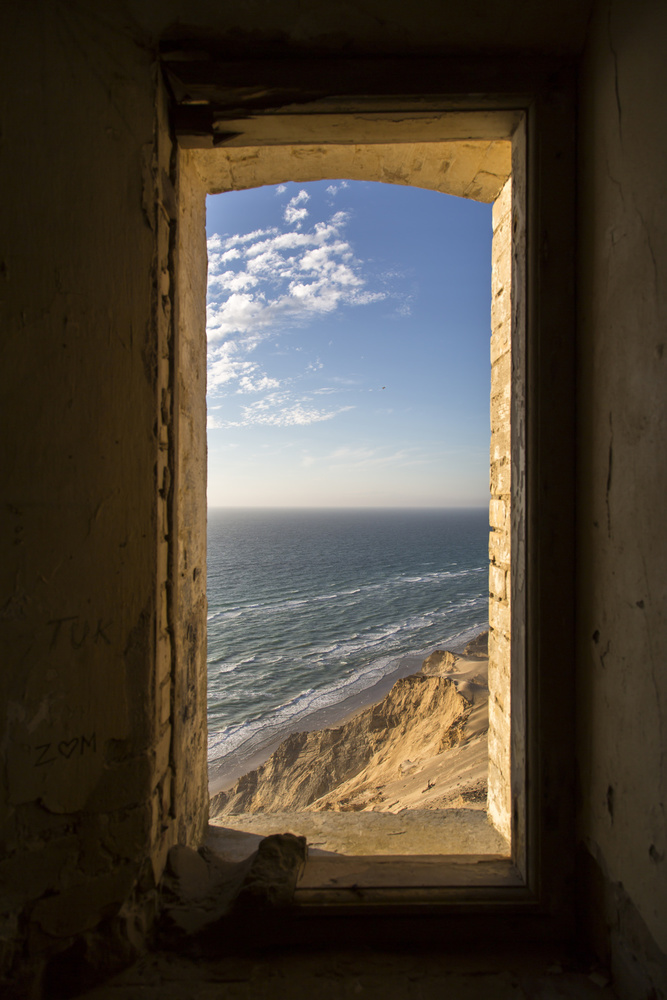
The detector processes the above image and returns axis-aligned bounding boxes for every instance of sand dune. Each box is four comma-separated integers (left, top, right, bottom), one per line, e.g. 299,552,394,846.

210,633,490,820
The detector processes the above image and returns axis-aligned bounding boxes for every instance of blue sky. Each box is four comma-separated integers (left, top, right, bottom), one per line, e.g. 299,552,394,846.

206,180,491,508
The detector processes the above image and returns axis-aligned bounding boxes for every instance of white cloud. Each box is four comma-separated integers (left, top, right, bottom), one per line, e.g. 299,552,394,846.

324,446,414,469
354,290,384,305
206,228,278,268
283,190,310,226
284,205,309,226
330,446,376,462
236,374,281,394
208,270,258,293
276,184,287,194
207,343,254,394
223,397,355,428
206,192,388,429
251,403,353,427
296,445,418,470
207,234,224,252
207,341,280,397
206,214,386,342
326,181,349,196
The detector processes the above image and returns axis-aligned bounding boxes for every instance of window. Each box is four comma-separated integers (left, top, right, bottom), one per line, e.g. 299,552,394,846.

204,180,498,858
163,53,576,928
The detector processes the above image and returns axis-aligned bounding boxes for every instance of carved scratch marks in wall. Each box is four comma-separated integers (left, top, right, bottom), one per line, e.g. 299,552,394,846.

34,733,96,767
605,413,613,538
47,617,113,649
607,0,623,142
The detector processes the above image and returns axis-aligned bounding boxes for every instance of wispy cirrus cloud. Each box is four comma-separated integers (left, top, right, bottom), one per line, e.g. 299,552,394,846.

207,341,280,397
299,445,428,470
220,392,355,429
328,446,411,468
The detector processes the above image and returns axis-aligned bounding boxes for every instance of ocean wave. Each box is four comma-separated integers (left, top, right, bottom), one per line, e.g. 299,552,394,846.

207,653,399,762
206,566,486,625
207,595,488,685
207,614,489,770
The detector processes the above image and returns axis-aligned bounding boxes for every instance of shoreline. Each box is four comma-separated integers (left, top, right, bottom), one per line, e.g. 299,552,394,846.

207,652,424,795
210,632,491,818
207,625,487,795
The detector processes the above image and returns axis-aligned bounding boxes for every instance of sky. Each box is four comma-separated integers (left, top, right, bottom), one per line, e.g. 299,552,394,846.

206,180,492,508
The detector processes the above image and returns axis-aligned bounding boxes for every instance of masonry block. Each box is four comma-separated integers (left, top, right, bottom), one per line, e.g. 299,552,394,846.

489,598,511,635
490,563,507,599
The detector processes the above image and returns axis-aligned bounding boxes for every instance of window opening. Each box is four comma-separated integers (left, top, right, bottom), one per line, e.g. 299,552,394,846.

202,179,509,862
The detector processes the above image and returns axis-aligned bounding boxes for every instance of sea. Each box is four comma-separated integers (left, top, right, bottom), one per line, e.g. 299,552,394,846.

207,507,489,791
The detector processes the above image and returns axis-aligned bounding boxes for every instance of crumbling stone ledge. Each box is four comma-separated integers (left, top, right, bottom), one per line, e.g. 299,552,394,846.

157,834,308,949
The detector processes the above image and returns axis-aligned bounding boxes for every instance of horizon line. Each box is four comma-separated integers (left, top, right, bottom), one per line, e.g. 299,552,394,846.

206,503,489,510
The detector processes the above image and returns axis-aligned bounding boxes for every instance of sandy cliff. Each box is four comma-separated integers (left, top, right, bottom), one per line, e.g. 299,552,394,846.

210,633,489,818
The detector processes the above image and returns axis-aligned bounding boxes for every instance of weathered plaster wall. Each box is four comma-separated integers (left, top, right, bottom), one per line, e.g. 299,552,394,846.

0,4,204,980
577,0,667,992
172,150,210,847
487,178,512,841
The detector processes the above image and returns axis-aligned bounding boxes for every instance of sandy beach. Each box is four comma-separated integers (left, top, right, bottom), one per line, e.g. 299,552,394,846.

207,650,426,795
210,632,492,824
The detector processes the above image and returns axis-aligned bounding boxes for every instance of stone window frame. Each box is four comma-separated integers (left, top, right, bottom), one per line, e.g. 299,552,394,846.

160,53,576,940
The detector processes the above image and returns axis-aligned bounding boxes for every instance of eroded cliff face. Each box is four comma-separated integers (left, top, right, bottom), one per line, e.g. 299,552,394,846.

211,673,473,816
